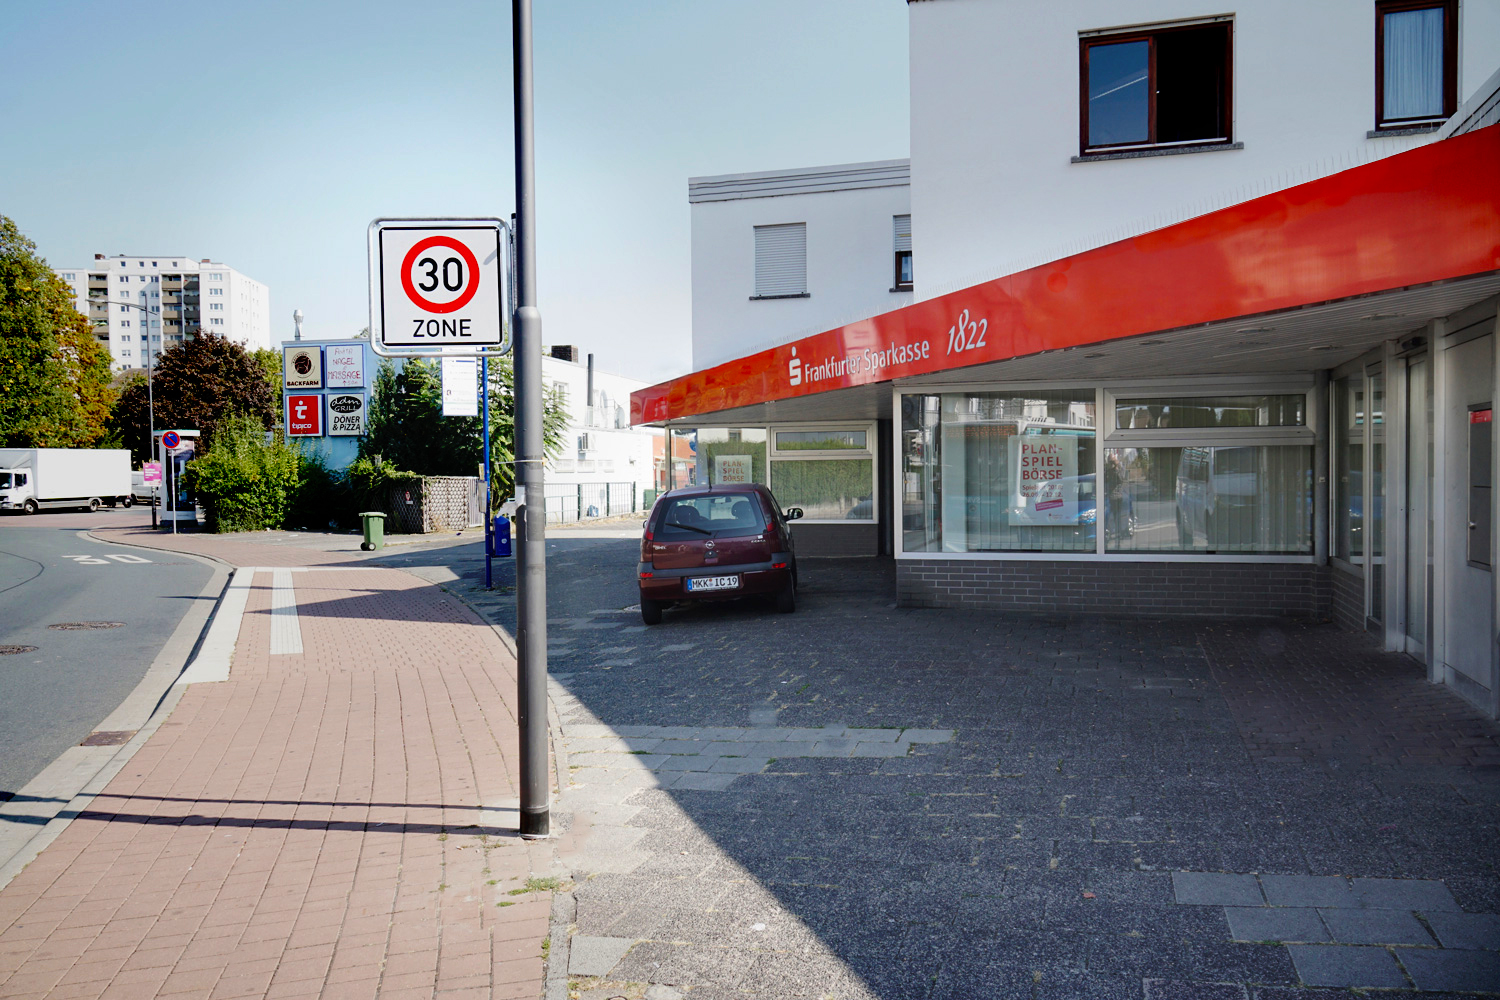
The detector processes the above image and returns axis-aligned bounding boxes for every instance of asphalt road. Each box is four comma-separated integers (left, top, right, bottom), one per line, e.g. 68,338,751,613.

0,510,213,800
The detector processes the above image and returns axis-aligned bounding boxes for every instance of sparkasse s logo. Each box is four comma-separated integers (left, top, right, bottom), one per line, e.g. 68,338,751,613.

788,346,801,386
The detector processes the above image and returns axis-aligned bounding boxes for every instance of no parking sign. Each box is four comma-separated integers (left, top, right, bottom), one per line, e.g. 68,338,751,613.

368,218,510,356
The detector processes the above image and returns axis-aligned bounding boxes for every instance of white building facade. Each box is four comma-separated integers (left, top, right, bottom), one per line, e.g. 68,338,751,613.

55,254,271,372
690,161,912,370
541,351,658,521
636,0,1500,716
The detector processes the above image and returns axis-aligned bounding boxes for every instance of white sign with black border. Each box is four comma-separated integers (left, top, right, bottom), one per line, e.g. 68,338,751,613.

326,393,367,436
368,217,510,357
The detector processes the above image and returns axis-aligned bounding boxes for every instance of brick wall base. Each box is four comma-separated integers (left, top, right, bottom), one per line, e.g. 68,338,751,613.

1330,562,1366,633
896,558,1333,618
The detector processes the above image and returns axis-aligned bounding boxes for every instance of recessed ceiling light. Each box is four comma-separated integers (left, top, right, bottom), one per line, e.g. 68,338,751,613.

1359,312,1403,321
1309,344,1344,351
1235,326,1275,334
1234,341,1270,347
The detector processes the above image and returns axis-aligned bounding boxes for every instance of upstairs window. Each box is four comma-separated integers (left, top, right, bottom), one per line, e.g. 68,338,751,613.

1375,0,1456,130
893,215,912,291
1080,18,1232,155
752,222,807,299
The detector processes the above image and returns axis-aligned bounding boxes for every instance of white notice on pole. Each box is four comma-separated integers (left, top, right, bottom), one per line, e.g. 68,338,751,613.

441,356,479,417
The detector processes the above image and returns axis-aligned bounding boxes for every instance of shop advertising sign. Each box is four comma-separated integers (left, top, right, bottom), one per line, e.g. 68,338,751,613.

287,394,323,436
1009,433,1079,525
283,346,323,389
327,394,366,436
325,344,365,388
441,356,478,416
714,454,752,485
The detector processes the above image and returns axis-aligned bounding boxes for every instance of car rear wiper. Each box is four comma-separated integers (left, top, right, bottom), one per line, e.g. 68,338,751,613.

665,520,713,535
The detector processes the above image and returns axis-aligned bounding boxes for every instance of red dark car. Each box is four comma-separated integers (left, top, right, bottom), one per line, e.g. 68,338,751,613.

637,484,802,625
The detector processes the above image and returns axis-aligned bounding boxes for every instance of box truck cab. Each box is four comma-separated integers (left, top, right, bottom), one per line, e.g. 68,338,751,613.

0,448,133,514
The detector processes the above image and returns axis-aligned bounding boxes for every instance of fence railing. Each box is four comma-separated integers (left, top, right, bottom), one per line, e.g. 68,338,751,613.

542,481,638,524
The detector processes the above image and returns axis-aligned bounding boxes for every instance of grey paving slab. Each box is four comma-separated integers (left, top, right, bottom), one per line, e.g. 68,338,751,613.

810,739,859,754
901,728,956,744
667,772,740,791
1286,945,1408,988
1352,877,1462,911
844,727,902,742
1224,906,1329,943
1319,906,1435,946
1258,874,1355,908
653,739,713,755
1173,872,1264,907
1424,910,1500,950
653,754,715,772
1397,946,1500,991
568,935,636,976
850,742,910,757
707,756,770,774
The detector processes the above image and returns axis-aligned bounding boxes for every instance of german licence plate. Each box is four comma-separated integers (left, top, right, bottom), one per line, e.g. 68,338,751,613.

686,575,740,592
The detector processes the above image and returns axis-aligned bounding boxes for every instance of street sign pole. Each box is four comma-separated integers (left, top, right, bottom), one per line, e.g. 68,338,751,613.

513,0,549,839
482,354,493,589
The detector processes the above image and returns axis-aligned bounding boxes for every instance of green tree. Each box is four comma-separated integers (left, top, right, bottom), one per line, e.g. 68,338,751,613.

111,332,275,463
361,356,567,501
249,347,283,424
0,215,115,447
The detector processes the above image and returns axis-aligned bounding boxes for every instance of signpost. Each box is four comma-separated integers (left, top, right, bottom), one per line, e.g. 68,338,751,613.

367,218,511,359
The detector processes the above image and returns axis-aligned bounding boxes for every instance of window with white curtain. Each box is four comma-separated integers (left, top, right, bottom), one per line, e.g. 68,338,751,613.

1376,0,1454,129
893,215,912,290
1104,389,1314,554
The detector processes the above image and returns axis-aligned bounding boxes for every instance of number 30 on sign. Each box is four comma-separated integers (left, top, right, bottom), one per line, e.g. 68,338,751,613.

368,218,508,352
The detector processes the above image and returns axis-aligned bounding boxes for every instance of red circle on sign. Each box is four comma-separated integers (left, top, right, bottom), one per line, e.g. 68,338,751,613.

400,236,481,314
161,431,180,449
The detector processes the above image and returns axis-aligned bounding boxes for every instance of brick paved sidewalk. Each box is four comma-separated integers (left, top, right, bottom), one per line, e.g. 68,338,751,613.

0,537,554,999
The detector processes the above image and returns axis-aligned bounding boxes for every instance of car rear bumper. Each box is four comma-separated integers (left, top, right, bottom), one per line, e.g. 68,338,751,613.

638,556,793,602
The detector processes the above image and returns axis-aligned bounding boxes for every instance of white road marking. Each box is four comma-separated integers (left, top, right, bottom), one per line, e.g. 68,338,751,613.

269,568,302,655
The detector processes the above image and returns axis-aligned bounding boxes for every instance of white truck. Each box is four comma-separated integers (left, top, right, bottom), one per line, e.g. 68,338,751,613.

0,448,133,514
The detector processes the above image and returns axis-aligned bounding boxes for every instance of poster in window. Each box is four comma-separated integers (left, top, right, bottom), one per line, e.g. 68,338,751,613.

714,455,752,484
1008,434,1079,525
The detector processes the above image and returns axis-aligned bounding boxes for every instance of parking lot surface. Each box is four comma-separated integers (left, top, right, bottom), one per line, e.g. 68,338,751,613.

468,531,1500,999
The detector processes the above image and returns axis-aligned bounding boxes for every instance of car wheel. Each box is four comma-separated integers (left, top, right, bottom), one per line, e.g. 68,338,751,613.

775,583,796,614
640,599,663,625
88,498,101,512
121,496,133,508
22,499,38,515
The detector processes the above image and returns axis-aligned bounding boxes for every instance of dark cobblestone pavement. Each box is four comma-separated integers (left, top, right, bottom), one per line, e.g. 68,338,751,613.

431,529,1500,999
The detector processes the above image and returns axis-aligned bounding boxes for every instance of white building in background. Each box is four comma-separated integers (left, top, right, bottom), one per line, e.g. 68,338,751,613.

541,348,658,520
55,254,271,372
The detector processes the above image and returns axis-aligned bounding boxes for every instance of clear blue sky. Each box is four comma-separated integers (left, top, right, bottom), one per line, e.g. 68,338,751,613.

0,0,909,384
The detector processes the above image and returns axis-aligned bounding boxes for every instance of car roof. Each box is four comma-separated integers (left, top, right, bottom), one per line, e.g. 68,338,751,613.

658,484,768,500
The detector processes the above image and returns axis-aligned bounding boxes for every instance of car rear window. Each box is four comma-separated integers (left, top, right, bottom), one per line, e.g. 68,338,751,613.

655,493,766,539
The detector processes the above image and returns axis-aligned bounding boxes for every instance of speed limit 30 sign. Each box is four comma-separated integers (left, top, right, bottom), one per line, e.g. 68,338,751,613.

368,217,508,353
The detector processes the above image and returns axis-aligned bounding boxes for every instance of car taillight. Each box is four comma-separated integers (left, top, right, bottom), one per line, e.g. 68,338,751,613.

765,522,775,535
639,571,653,579
644,527,654,541
772,562,787,570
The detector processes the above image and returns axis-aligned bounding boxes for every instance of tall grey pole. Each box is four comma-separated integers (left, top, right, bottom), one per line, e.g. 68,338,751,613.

513,0,550,839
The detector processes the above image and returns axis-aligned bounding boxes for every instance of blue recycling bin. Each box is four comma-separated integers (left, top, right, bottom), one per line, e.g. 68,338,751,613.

490,514,513,557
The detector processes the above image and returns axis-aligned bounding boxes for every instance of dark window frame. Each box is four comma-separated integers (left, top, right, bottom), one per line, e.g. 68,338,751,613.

1373,0,1457,131
1078,19,1234,157
893,250,912,291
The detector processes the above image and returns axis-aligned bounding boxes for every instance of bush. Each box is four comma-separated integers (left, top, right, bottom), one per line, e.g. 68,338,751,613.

344,456,417,532
189,414,300,532
285,453,353,531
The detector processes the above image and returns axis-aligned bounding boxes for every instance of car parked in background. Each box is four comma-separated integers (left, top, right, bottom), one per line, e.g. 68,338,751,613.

637,484,802,625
